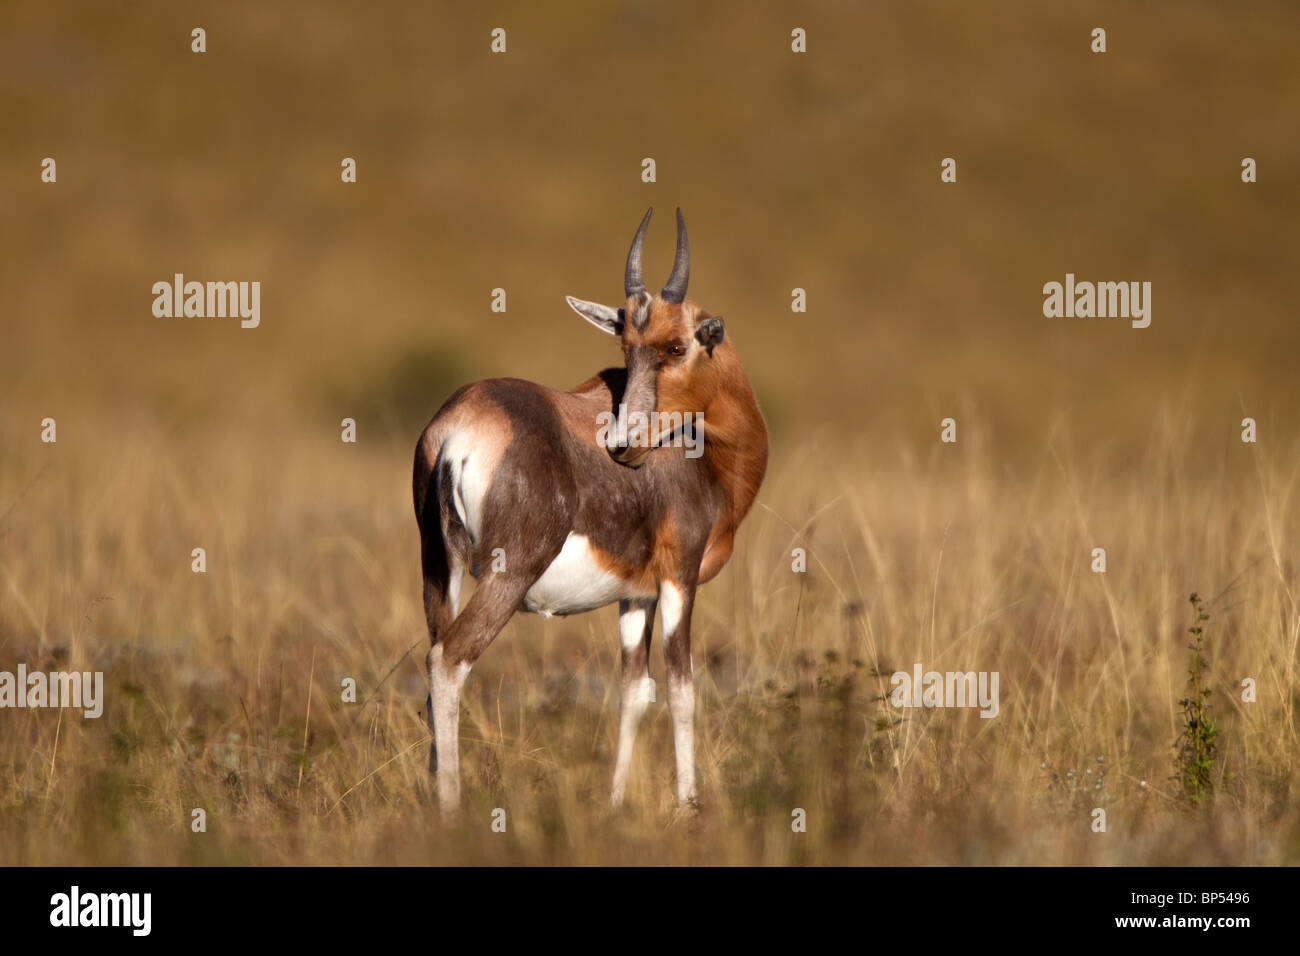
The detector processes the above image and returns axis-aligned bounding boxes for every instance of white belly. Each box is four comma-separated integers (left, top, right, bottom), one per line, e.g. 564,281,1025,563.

523,534,630,617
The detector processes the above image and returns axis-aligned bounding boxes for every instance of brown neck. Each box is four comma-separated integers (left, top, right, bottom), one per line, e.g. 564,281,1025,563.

700,344,768,533
568,348,768,530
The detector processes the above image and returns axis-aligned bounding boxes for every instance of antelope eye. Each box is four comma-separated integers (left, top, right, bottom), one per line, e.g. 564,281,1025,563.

666,344,686,357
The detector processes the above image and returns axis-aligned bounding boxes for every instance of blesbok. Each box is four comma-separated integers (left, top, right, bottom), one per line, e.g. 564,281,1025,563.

413,207,768,813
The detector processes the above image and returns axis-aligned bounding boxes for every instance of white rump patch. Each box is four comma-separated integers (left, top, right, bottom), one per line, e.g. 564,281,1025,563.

442,429,493,542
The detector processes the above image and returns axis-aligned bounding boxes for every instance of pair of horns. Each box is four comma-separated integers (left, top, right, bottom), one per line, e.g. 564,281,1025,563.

624,207,690,304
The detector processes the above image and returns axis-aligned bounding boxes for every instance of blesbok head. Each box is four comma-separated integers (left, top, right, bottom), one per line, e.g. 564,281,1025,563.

566,207,728,467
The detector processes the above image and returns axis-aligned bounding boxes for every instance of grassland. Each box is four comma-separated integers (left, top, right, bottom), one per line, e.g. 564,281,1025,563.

1,0,1298,864
1,413,1297,864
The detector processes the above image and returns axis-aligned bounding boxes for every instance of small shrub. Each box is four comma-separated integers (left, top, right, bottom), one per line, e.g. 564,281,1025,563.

1174,592,1218,807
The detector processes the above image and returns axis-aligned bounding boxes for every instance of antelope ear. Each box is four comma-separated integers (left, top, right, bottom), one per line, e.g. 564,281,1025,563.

696,315,725,355
565,296,624,336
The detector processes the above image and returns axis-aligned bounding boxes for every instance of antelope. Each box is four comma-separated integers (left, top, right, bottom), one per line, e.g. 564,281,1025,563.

413,207,768,814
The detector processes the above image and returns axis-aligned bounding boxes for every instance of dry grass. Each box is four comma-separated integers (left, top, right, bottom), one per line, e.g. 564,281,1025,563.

1,411,1297,865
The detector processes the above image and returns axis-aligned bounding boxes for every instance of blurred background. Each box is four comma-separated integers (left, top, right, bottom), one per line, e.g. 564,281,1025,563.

3,0,1297,461
1,0,1298,865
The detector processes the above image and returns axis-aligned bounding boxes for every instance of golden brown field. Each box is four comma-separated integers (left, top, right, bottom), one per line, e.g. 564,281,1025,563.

1,0,1298,865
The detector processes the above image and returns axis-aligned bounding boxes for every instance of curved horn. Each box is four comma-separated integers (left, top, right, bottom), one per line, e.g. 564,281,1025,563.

624,207,653,298
660,207,690,304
